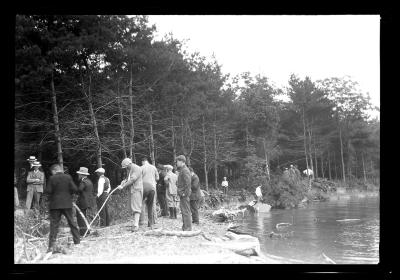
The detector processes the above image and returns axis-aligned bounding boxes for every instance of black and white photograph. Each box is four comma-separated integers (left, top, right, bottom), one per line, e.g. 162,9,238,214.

14,15,380,265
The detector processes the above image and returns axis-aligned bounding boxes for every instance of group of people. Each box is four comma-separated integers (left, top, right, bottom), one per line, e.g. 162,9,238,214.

24,153,203,253
116,155,202,232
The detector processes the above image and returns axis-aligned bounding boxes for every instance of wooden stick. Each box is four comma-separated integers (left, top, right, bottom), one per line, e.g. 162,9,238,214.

73,202,91,232
83,188,119,238
144,229,202,237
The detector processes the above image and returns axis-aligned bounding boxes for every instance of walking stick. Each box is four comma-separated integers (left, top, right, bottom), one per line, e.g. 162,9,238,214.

72,202,91,233
82,187,119,238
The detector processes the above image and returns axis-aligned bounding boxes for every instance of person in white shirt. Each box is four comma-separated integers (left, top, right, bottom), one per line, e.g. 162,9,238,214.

140,157,159,226
26,161,45,210
221,177,229,195
255,185,262,203
164,165,178,218
95,168,111,227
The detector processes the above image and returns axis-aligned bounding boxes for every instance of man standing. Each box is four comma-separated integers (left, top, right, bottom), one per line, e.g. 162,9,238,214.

45,164,80,252
221,177,229,195
26,161,45,211
75,167,94,236
156,164,168,217
189,167,201,225
95,168,111,227
141,157,159,225
117,158,143,232
164,165,178,219
176,155,192,231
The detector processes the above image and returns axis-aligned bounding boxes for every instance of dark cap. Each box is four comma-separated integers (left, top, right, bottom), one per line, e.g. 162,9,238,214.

176,155,186,163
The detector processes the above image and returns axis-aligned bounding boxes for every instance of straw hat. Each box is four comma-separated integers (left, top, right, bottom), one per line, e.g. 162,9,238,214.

95,167,105,173
31,161,41,167
164,165,173,170
121,158,132,168
27,156,37,162
76,167,90,175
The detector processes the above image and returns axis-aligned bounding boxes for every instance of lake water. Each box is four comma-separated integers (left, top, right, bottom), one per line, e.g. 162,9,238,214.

240,194,380,264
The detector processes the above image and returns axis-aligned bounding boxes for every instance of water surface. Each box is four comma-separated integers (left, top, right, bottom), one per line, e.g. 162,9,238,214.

240,195,379,264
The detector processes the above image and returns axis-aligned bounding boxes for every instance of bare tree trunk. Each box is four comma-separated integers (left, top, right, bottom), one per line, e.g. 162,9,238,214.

87,75,102,169
339,122,346,184
202,115,209,191
213,115,218,190
186,119,193,167
307,126,314,180
328,149,332,180
314,135,318,178
50,71,63,170
149,112,155,166
333,151,338,180
302,108,310,172
320,154,325,178
263,138,270,181
362,152,367,183
180,117,186,156
171,111,176,168
128,64,136,163
117,79,127,158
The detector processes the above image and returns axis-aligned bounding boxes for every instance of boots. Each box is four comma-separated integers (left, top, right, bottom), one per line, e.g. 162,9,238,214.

173,207,177,219
169,207,174,219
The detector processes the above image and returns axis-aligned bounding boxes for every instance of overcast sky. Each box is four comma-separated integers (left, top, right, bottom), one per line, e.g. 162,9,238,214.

147,15,380,117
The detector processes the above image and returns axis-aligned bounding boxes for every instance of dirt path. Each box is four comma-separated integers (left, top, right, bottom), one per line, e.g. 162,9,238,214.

36,213,277,264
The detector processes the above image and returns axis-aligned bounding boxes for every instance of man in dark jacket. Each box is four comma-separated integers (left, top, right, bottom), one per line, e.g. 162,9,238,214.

176,155,192,231
156,165,168,217
189,167,201,225
45,164,80,252
76,167,94,236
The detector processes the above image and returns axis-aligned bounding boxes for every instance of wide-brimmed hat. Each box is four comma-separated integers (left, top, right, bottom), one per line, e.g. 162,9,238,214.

95,167,105,173
121,158,132,168
76,167,90,175
27,156,37,161
31,161,41,167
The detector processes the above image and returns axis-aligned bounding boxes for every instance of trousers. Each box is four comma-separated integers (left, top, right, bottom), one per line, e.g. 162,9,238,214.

97,193,111,227
179,195,192,231
26,186,42,210
139,188,155,226
190,199,199,224
48,208,80,248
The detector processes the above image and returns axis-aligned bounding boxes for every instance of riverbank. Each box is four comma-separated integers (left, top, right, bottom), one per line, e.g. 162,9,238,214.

28,212,283,264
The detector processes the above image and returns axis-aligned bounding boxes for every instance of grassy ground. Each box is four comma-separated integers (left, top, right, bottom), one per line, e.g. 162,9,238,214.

33,212,274,264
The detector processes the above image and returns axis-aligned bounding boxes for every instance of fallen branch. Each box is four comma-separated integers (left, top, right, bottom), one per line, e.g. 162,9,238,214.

276,223,292,231
144,229,202,237
336,219,360,222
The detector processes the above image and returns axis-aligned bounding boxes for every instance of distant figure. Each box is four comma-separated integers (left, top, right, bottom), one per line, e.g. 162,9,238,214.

76,167,94,236
14,170,19,208
221,177,229,195
176,155,192,231
117,158,143,232
189,167,201,225
95,168,111,227
45,163,80,253
255,185,262,203
164,165,178,219
26,161,45,211
303,168,314,178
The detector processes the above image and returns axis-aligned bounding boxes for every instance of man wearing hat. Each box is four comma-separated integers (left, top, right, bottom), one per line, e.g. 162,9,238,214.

95,167,111,227
26,161,45,210
176,155,192,231
45,163,80,252
76,167,94,235
117,158,143,232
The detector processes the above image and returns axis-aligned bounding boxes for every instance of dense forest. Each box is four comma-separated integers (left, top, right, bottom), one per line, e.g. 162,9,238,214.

15,15,380,195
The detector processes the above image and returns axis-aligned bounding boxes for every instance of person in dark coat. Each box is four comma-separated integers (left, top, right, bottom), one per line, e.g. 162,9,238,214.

189,167,201,225
176,155,192,231
156,165,168,217
95,168,111,227
75,167,94,236
45,164,80,252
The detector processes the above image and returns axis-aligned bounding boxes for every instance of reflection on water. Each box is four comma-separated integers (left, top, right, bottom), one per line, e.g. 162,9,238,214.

240,196,379,264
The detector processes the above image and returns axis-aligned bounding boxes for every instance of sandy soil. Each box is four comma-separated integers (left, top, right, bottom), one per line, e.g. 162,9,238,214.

36,213,275,264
